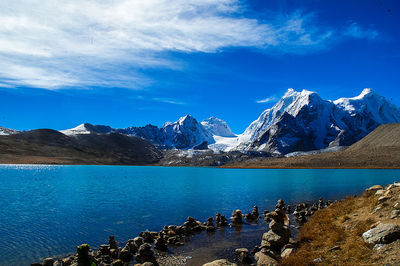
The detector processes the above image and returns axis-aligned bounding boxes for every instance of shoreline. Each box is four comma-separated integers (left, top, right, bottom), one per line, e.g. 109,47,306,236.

30,181,400,265
29,196,335,265
1,162,399,169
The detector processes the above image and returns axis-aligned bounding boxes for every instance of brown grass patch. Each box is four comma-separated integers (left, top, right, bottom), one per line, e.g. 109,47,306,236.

281,193,377,266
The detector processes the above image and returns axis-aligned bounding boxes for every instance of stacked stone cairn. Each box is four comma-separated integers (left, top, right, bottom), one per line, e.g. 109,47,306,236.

34,197,336,266
230,209,243,226
216,213,229,227
235,248,252,265
255,199,293,265
204,217,216,232
245,205,259,222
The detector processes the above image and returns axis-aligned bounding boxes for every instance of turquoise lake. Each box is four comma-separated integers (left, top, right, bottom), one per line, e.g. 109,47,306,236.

0,165,399,265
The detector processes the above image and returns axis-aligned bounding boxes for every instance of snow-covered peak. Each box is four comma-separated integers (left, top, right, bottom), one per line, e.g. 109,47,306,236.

201,117,236,137
0,126,20,135
334,89,400,125
240,88,322,143
161,115,214,148
334,88,375,106
61,123,113,135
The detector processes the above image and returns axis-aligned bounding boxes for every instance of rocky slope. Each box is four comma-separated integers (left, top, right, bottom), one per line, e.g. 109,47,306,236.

282,181,400,265
0,129,162,164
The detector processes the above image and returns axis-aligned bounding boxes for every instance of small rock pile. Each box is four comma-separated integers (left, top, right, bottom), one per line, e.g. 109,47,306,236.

230,209,243,226
254,199,293,265
245,205,259,221
216,213,229,227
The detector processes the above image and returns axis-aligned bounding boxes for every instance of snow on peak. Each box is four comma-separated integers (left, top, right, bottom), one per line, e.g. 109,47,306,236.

201,117,236,137
161,115,214,149
60,123,113,135
239,88,322,143
334,89,400,125
0,126,20,135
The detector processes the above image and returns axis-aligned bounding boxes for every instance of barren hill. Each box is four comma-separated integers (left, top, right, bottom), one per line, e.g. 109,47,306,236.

347,123,400,151
0,129,162,165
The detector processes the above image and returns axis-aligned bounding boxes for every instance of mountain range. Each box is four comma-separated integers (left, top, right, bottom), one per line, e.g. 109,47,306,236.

1,88,400,157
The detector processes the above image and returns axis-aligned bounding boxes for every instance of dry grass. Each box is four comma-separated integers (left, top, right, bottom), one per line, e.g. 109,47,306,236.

281,193,378,265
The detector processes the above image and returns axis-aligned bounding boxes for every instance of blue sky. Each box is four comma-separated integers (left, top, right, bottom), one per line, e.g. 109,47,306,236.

0,0,399,133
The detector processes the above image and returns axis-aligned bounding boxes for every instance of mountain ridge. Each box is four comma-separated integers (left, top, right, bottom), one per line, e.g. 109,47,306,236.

1,88,399,156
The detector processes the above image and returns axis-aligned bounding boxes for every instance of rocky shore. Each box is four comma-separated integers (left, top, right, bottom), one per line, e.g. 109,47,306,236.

31,181,400,266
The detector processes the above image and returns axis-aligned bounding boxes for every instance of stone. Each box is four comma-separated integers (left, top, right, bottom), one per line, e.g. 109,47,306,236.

154,235,168,251
318,198,324,209
133,237,145,247
261,230,290,250
77,244,91,266
216,213,228,227
362,223,400,244
235,248,252,264
135,243,158,265
281,248,294,259
118,247,132,262
43,258,55,266
109,236,118,250
230,210,243,226
254,251,278,266
375,190,385,196
203,259,238,266
378,196,391,204
98,244,111,256
366,185,384,192
111,259,124,266
391,210,400,219
140,231,155,244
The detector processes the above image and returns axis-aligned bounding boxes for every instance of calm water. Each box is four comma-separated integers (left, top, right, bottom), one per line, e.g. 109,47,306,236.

0,165,399,265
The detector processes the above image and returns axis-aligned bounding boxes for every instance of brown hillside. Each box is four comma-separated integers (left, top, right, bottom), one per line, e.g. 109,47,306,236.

0,129,163,165
347,123,400,151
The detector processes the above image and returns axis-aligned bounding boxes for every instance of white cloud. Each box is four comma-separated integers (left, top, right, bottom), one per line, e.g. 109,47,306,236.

344,22,378,40
256,96,278,104
0,1,379,89
152,98,185,105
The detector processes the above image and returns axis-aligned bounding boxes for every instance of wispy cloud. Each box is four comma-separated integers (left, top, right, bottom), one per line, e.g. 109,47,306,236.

0,1,379,89
256,96,278,104
344,22,378,40
152,98,185,105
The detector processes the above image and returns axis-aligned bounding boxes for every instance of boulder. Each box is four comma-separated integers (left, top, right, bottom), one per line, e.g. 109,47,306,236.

378,196,391,204
375,190,385,196
254,251,278,266
235,248,252,264
281,247,294,259
390,210,400,219
261,230,290,250
366,185,384,192
42,258,55,266
362,223,400,244
203,259,238,266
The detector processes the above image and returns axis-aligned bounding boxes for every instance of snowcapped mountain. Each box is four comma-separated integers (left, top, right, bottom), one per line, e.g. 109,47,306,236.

60,123,113,135
237,88,400,154
61,115,218,149
201,117,236,137
0,126,20,135
161,115,214,149
58,89,400,154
